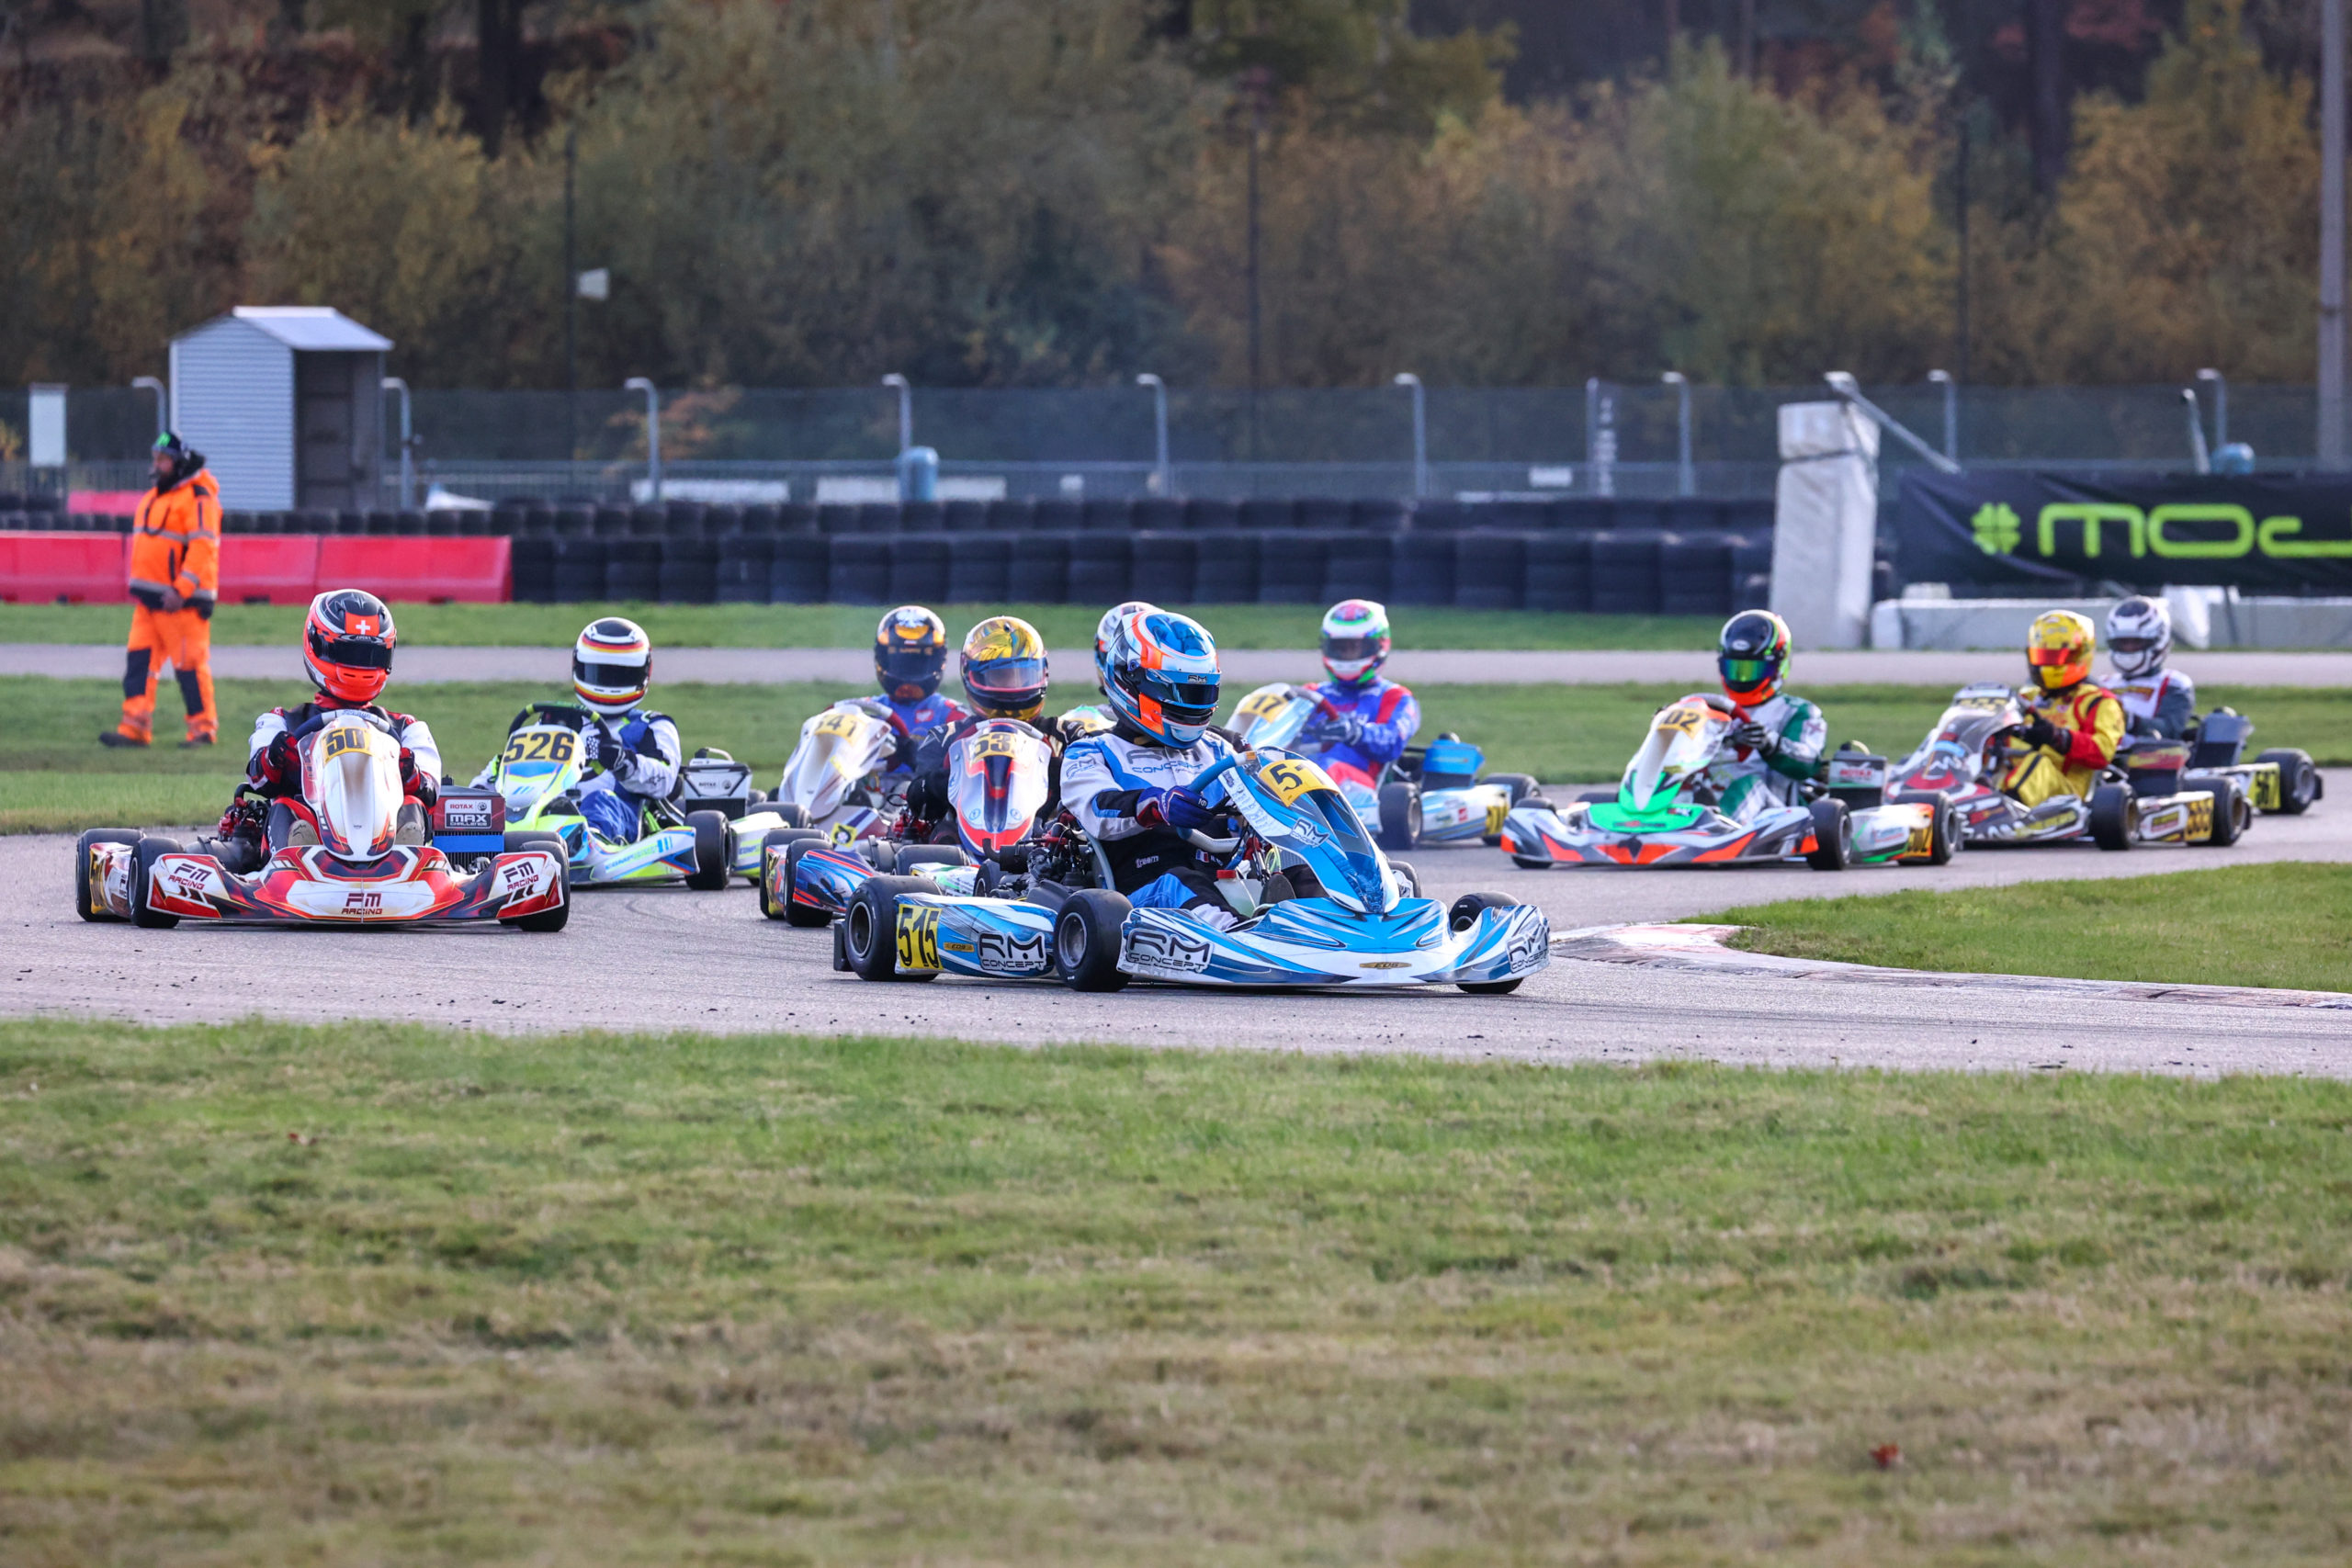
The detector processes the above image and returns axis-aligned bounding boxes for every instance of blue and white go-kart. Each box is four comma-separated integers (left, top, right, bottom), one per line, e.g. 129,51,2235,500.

833,745,1551,994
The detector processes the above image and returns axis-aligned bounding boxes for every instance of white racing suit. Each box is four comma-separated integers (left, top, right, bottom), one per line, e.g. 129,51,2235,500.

473,707,682,844
1060,723,1239,926
2105,666,2197,744
1702,692,1826,821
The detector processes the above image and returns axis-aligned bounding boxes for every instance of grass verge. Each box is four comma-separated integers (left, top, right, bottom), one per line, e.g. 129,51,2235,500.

1711,862,2352,992
2,1018,2348,1563
0,601,1724,651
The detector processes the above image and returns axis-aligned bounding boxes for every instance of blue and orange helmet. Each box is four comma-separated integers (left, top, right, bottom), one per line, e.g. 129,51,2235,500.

1103,609,1221,747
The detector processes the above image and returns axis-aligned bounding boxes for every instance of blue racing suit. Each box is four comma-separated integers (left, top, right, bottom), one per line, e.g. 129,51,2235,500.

881,692,969,746
1060,721,1238,915
1298,677,1420,785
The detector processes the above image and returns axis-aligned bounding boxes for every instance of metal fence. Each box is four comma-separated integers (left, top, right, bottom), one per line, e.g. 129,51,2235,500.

3,381,2327,507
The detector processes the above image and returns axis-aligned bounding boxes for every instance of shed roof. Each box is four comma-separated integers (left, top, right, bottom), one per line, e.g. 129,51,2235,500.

174,307,394,353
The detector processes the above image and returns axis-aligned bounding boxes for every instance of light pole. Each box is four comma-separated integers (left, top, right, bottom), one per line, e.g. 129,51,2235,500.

2197,367,2228,449
2325,0,2346,464
1393,373,1428,498
624,377,660,502
881,373,911,453
1136,374,1170,496
132,376,167,439
381,377,414,510
1661,371,1693,496
1927,368,1958,461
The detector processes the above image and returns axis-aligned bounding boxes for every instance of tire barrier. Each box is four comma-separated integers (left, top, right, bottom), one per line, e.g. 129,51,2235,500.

1321,532,1393,604
1132,531,1200,604
1080,499,1133,532
1183,498,1240,531
1657,536,1733,618
1257,531,1328,604
657,537,718,604
715,535,775,603
605,538,662,601
512,536,558,603
888,534,952,605
1191,532,1261,604
1239,498,1296,532
628,504,667,538
552,538,608,601
1524,534,1590,614
1589,532,1664,616
770,538,829,603
1389,531,1457,607
1009,532,1070,602
1731,534,1774,612
1453,533,1527,611
1067,534,1134,605
947,534,1012,603
827,536,893,604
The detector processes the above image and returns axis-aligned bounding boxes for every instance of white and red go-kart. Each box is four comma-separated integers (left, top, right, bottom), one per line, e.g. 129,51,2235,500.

74,710,570,931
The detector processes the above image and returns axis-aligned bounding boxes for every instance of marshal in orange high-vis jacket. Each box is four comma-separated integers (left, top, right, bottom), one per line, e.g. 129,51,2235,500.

104,432,221,747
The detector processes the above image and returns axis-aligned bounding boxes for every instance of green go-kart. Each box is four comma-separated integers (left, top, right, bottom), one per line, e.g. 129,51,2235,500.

479,704,731,889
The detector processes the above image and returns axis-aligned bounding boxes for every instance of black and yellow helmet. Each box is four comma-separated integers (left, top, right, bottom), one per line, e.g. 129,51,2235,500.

958,615,1049,720
876,605,949,701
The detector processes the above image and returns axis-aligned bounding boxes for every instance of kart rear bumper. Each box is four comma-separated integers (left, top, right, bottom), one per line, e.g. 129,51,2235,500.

91,840,567,925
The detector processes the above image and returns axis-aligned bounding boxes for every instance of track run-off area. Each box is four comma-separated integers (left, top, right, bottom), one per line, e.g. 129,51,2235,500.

14,773,2352,1080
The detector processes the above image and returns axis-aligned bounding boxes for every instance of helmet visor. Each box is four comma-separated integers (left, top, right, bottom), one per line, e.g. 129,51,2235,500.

2108,636,2156,655
313,632,393,671
574,658,650,689
1136,668,1220,727
878,647,943,684
2027,645,2084,667
1719,655,1775,688
1323,634,1384,663
966,655,1047,697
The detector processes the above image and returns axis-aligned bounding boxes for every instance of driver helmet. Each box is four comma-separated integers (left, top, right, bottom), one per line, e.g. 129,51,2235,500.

875,605,948,701
1320,599,1390,684
2105,595,2171,681
2027,608,2096,692
1096,601,1159,694
1717,609,1792,706
959,615,1050,720
1104,608,1221,747
302,588,397,704
573,616,653,715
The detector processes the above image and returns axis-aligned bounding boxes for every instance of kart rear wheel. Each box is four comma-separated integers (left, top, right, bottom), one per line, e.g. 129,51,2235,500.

777,837,842,927
130,836,183,929
1447,892,1526,994
1377,783,1421,852
74,829,138,921
843,875,937,983
2198,781,2250,846
860,840,899,874
769,802,808,828
500,834,571,931
1053,888,1133,992
1925,798,1959,866
1804,799,1850,872
897,846,970,873
2089,784,2135,852
1479,774,1541,845
2256,748,2320,814
684,809,731,890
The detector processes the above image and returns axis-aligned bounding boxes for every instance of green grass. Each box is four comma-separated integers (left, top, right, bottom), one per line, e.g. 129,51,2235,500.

2,1018,2349,1563
0,600,1724,650
1712,863,2352,992
9,676,2350,832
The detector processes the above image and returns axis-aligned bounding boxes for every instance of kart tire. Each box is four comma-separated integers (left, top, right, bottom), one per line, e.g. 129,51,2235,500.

896,846,970,872
130,836,183,929
1389,858,1421,897
1446,892,1525,994
844,875,937,983
1804,798,1850,872
1926,798,1959,866
1377,783,1421,852
2198,781,2249,847
503,827,576,885
1053,887,1134,993
860,839,899,874
2256,748,2319,814
74,829,139,921
1510,856,1554,871
1577,790,1616,806
769,801,808,827
2089,783,2135,852
685,809,731,890
777,837,842,927
754,825,825,888
500,834,571,931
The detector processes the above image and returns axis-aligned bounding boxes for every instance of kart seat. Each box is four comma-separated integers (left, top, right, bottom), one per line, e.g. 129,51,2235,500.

267,802,320,850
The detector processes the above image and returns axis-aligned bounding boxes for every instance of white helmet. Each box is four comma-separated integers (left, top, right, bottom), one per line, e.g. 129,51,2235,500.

573,616,652,715
2105,595,2171,680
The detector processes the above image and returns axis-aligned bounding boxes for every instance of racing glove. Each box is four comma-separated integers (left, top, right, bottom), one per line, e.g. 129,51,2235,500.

257,731,298,785
1136,786,1219,832
398,748,437,807
1728,719,1778,757
1303,708,1366,749
2018,714,2063,751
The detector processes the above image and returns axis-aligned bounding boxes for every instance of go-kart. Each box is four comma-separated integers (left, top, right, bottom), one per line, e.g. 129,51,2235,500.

481,703,732,888
1227,683,1537,851
1500,693,1955,870
1883,683,2250,850
726,698,905,879
836,746,1550,994
2152,709,2322,817
75,708,568,930
757,716,1054,926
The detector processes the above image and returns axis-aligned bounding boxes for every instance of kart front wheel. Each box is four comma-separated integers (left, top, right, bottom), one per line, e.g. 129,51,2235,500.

130,836,183,929
2198,782,2250,847
777,837,842,927
500,834,571,931
1804,799,1850,872
769,802,808,828
843,875,938,983
1926,798,1959,866
74,829,138,921
2256,748,2320,814
684,809,731,890
757,827,826,899
1377,783,1421,852
1447,892,1526,994
1053,889,1134,992
2089,784,2135,852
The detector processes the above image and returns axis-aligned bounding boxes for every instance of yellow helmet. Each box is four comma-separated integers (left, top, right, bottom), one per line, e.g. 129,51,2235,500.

2025,608,2096,692
958,615,1049,719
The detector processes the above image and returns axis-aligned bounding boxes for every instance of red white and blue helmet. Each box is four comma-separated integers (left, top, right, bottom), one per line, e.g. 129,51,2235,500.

1320,599,1390,684
1095,601,1159,694
573,616,652,715
1103,609,1221,747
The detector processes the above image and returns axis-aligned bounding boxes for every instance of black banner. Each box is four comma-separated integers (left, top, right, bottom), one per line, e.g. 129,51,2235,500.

1896,470,2352,593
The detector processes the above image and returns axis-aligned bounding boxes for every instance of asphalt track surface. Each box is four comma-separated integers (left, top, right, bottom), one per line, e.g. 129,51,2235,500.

8,643,2352,688
12,771,2352,1079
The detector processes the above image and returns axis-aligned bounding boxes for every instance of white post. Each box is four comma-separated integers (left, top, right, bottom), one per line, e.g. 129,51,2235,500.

1771,400,1880,649
881,373,912,453
1927,368,1958,461
2197,367,2228,448
1393,373,1427,498
1661,371,1693,495
132,376,168,440
1136,373,1170,495
624,377,661,501
381,377,413,510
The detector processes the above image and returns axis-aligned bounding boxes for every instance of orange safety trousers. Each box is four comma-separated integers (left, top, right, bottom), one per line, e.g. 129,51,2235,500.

118,604,216,743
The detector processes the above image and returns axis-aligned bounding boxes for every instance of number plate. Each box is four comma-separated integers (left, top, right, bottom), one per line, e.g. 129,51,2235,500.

1258,756,1337,805
894,902,941,970
322,727,370,760
503,728,578,765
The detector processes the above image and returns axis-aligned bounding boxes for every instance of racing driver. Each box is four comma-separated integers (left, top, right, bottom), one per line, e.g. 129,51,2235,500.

2004,608,2125,807
900,615,1060,829
1060,607,1247,930
475,617,682,844
218,588,442,870
873,605,970,743
1709,609,1828,818
2101,595,2196,743
1293,599,1419,791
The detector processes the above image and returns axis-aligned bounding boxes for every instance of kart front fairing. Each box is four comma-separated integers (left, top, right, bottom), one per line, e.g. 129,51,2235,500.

491,713,702,884
729,699,904,874
947,720,1055,859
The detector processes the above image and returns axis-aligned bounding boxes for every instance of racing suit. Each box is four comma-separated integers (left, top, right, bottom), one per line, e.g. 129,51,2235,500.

2106,667,2197,744
879,691,969,758
2001,682,2125,807
1060,719,1239,921
473,707,681,843
1703,693,1826,821
1296,677,1419,789
233,699,443,869
902,711,1104,830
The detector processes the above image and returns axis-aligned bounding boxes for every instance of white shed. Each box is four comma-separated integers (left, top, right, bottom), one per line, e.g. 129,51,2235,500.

169,307,393,513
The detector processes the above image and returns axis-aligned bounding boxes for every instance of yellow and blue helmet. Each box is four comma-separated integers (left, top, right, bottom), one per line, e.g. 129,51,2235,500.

958,615,1049,719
